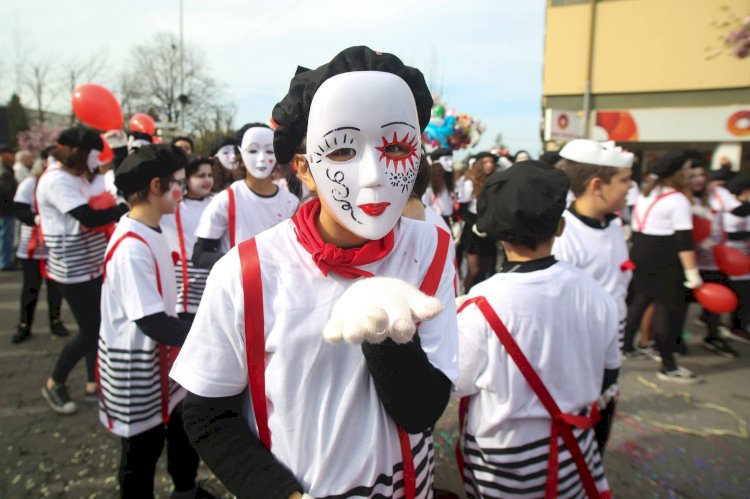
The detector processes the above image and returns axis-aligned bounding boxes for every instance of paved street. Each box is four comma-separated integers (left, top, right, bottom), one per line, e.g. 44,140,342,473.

1,268,748,498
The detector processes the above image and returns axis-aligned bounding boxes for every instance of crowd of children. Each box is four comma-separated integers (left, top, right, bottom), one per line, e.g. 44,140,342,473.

2,44,748,498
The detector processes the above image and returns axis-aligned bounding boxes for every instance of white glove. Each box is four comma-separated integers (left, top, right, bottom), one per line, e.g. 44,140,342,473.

103,129,127,149
698,238,717,251
302,494,316,499
683,268,703,289
323,277,444,345
455,294,469,309
34,214,40,226
691,204,712,219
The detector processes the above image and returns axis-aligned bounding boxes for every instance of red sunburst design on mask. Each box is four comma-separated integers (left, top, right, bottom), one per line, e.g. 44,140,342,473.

375,132,420,172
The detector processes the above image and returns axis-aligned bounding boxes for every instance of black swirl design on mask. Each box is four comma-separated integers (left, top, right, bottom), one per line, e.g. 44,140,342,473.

326,168,362,224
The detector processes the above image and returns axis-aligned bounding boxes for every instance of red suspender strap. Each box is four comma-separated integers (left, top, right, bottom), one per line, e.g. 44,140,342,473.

397,226,451,499
175,205,190,313
101,231,171,427
633,190,680,233
239,238,271,449
228,187,237,248
457,296,603,499
32,173,49,279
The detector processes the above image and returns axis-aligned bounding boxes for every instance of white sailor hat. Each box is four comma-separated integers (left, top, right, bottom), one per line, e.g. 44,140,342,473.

559,139,634,168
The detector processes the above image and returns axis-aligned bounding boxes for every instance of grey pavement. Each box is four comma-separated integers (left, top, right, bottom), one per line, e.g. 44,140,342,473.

1,268,749,498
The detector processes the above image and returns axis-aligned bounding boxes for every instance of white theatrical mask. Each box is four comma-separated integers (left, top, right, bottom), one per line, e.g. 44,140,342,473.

438,155,453,172
86,149,103,173
306,71,422,241
240,127,276,179
216,144,238,170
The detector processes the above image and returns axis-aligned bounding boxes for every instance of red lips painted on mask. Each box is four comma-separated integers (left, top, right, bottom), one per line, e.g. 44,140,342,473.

358,202,391,216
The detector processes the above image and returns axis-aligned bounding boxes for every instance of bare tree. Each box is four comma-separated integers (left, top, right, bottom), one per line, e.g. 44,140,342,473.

61,52,110,124
119,33,234,134
22,59,58,125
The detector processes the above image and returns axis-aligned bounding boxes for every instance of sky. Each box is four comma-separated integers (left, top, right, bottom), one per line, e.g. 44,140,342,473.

0,0,546,157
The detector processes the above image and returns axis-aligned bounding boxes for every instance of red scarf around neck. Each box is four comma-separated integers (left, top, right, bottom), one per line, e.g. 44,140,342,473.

292,198,394,279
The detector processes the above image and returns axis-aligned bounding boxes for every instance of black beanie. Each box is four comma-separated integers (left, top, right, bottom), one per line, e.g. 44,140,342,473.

115,144,187,196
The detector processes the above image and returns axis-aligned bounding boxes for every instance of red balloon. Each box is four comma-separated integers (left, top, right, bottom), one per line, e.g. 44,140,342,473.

694,283,738,314
129,113,157,136
71,84,123,131
691,215,711,243
98,134,114,164
88,191,116,210
152,136,163,144
713,244,750,276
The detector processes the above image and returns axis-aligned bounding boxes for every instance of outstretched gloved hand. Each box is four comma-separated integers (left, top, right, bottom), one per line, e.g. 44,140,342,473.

323,277,444,345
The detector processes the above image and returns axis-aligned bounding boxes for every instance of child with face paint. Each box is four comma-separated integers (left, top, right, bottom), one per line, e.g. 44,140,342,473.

161,155,215,323
171,46,458,498
99,145,213,498
37,126,131,415
422,147,455,227
209,136,240,192
192,123,299,269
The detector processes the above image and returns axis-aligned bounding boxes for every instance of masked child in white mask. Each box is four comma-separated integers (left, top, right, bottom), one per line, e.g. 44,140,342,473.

170,46,458,499
192,123,298,269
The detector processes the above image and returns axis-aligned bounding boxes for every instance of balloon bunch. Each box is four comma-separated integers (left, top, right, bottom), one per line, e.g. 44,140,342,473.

422,98,485,153
71,84,160,142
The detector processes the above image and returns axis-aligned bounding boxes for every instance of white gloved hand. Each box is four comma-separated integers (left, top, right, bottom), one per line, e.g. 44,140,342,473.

455,294,469,310
683,268,703,289
34,214,41,226
699,238,717,251
323,277,444,345
103,129,127,149
691,204,712,219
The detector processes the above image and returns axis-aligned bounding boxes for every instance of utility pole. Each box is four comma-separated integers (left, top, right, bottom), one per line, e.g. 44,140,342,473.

179,0,185,132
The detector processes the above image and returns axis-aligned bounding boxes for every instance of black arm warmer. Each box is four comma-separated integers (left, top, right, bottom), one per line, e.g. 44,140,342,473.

602,368,619,393
134,312,191,347
361,335,452,434
730,202,750,218
13,202,35,226
68,203,129,228
192,238,224,270
181,391,304,498
727,231,750,241
674,230,694,252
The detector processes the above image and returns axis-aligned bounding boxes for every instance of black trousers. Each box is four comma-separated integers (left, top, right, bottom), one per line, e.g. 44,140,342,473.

119,403,199,498
624,291,685,371
729,279,750,330
19,258,62,327
51,277,102,384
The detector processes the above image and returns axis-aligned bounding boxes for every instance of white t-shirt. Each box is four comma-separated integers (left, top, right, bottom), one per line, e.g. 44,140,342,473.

162,196,213,314
422,186,453,216
194,180,298,252
36,166,108,283
631,187,693,235
13,175,45,260
455,175,471,204
695,186,741,270
98,215,185,438
171,217,458,498
461,179,477,214
553,210,632,325
455,262,618,496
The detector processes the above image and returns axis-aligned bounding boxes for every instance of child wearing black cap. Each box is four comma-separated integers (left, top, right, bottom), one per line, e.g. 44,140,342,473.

37,126,130,415
423,147,455,225
98,144,212,499
208,135,241,192
171,46,457,498
192,122,298,269
455,160,618,498
623,152,703,383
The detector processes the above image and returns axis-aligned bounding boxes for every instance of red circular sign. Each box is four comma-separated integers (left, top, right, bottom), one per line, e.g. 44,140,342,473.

557,113,569,130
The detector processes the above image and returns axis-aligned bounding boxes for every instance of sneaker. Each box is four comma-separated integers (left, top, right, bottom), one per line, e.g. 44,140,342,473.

637,344,662,362
657,366,701,385
703,337,739,359
50,320,69,338
83,389,98,403
11,324,31,344
721,328,750,345
170,486,217,499
41,384,77,415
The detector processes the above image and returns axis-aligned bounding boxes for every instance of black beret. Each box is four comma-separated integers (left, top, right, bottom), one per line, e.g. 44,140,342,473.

171,136,194,149
272,46,433,164
540,150,562,167
115,144,188,196
235,123,272,144
58,126,103,151
709,168,737,184
429,148,452,160
209,136,238,156
473,151,499,163
0,144,15,154
128,131,153,143
476,160,570,243
650,151,686,179
684,150,707,169
725,173,750,195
